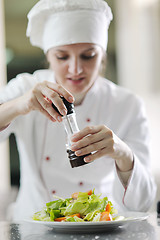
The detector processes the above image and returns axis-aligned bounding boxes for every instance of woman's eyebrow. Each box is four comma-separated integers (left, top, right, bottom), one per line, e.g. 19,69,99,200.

55,47,96,53
55,49,67,53
83,47,95,52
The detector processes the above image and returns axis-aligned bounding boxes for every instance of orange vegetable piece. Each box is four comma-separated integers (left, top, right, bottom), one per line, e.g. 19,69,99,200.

54,213,81,222
87,190,92,195
100,211,112,221
54,216,66,222
71,190,92,199
105,203,111,213
71,192,79,199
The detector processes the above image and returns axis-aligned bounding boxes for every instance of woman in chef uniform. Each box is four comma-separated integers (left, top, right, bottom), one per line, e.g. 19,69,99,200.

0,0,156,220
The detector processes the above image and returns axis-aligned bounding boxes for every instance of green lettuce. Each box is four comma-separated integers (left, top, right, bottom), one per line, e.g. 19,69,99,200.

32,190,118,222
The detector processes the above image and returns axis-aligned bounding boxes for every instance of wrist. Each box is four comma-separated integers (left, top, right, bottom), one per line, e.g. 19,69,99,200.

15,93,33,116
0,99,21,129
10,97,25,116
115,150,134,172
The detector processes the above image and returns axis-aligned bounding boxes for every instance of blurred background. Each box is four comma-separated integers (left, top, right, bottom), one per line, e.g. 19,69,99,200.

0,0,160,220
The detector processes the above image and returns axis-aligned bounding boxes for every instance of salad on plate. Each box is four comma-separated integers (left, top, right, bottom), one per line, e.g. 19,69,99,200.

32,189,124,222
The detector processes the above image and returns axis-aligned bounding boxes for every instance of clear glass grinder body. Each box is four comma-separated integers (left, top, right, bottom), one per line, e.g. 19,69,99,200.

52,97,91,168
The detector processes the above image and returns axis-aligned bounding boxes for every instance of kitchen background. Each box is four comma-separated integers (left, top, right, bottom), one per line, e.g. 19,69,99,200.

0,0,160,220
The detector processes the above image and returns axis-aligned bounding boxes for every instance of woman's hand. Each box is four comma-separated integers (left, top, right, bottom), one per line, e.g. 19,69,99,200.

70,125,134,172
17,81,74,122
0,81,74,131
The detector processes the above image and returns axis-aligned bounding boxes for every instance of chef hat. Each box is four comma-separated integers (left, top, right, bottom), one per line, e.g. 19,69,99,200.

26,0,113,53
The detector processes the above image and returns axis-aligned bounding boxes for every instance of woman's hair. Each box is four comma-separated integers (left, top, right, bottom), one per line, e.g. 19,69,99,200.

100,50,107,77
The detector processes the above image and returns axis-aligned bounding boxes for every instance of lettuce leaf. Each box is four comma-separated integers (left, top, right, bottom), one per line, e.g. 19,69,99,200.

32,190,118,222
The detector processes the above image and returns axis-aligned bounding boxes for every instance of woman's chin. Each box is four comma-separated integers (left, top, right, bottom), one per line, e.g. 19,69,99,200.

72,92,87,106
65,85,86,95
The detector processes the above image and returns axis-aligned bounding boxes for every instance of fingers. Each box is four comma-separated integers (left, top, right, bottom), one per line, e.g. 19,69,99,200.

36,101,56,122
71,126,102,142
71,124,133,169
27,93,56,122
71,125,112,143
35,91,63,122
41,87,68,116
46,81,74,103
73,138,113,158
70,125,114,161
32,81,74,122
84,148,108,163
71,129,104,152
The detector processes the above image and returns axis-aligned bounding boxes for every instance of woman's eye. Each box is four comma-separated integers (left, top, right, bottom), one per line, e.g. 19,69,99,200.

56,56,68,60
81,54,96,60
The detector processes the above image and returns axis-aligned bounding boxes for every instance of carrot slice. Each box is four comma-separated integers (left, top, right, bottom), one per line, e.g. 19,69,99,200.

100,211,112,221
87,190,92,195
54,213,81,222
105,203,111,213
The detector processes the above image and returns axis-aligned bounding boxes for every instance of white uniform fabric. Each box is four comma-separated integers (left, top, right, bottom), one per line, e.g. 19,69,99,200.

0,69,156,220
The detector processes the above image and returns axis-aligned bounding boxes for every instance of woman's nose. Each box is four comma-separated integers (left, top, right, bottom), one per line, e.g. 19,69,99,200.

68,58,83,75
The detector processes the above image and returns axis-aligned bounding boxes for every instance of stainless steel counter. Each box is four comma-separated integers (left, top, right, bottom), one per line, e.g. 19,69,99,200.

0,212,160,240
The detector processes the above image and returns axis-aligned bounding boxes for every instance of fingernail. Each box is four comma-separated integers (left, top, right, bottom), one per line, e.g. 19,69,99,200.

62,109,67,115
71,135,77,141
71,144,77,150
75,150,82,155
57,116,62,122
84,156,91,162
69,96,74,102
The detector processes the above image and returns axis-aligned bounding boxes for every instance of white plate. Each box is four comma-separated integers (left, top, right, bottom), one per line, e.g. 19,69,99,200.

25,212,149,233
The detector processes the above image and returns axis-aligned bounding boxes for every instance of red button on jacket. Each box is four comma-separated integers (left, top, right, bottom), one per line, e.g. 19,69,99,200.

79,182,83,186
86,118,91,122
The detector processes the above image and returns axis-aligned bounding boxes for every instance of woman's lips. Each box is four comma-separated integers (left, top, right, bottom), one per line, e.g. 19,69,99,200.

67,77,85,84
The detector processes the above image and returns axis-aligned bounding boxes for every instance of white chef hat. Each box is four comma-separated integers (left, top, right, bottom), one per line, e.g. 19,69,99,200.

26,0,113,53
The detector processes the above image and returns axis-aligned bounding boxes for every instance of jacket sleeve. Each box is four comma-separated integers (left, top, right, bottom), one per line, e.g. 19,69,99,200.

0,122,16,142
112,97,157,212
0,72,39,141
0,72,38,105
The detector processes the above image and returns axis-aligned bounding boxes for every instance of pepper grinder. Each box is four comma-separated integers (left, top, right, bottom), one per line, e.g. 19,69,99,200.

52,97,91,168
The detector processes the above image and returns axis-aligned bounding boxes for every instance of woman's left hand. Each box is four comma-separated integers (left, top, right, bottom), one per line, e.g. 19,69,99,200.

70,125,134,172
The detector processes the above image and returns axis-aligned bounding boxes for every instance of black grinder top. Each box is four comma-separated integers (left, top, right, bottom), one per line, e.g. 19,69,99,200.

52,96,75,116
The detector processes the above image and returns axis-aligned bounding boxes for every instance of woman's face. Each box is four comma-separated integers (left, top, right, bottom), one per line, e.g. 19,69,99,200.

47,43,103,96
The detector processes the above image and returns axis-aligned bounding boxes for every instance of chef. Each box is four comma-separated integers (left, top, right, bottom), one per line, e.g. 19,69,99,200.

0,0,156,221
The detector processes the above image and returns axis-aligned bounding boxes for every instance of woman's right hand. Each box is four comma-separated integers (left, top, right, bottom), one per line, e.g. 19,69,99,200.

17,81,74,122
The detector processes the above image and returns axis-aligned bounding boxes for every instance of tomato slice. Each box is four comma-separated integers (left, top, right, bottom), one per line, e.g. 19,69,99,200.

100,211,112,221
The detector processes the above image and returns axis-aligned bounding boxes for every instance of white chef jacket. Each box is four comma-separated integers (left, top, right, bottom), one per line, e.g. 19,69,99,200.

0,69,156,220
